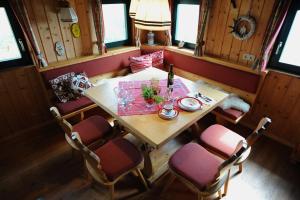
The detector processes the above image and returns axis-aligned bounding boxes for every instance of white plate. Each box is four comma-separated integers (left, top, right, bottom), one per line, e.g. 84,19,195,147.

179,97,201,110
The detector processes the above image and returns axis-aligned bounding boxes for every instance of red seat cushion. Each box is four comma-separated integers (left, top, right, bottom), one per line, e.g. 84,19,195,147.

169,143,223,190
55,96,94,115
200,124,245,157
95,138,142,181
73,115,112,145
214,107,244,120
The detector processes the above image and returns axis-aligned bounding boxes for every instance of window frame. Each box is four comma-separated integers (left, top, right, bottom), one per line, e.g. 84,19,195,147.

0,1,32,70
102,0,131,48
269,0,300,75
172,0,200,49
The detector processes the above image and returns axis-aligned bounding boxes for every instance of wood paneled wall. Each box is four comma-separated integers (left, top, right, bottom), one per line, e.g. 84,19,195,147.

204,0,276,67
244,71,300,147
0,66,52,142
23,0,95,64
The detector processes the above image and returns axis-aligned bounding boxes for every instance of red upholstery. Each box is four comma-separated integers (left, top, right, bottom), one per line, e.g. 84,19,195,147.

164,50,260,93
73,115,112,145
200,124,245,157
169,143,223,190
95,138,142,181
42,50,141,84
214,107,244,120
55,96,94,115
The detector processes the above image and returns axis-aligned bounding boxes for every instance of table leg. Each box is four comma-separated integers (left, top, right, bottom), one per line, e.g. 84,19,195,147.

141,143,155,178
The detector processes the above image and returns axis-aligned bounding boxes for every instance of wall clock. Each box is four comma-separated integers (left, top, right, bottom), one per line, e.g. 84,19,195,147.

71,23,81,38
229,15,256,40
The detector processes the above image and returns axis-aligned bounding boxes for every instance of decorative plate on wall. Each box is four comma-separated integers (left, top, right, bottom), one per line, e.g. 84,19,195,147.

71,23,81,38
55,41,65,56
229,15,256,40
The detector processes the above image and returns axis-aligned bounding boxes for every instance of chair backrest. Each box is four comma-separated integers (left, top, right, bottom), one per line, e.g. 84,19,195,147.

71,132,109,183
50,107,73,135
246,117,272,146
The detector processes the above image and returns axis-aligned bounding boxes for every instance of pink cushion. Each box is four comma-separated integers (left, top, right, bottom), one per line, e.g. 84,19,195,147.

169,143,223,190
55,96,94,115
95,138,142,181
129,54,152,73
214,107,244,120
73,115,112,145
149,50,164,67
200,124,245,157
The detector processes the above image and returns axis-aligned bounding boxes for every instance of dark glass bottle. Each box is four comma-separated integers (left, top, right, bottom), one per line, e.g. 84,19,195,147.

167,64,174,92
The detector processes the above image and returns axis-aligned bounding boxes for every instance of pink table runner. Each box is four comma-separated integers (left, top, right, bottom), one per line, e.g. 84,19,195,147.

117,79,190,116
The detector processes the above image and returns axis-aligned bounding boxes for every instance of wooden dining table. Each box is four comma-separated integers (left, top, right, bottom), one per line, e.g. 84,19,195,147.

85,67,229,183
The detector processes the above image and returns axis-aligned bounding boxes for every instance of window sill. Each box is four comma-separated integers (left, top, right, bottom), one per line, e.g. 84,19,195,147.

38,46,139,72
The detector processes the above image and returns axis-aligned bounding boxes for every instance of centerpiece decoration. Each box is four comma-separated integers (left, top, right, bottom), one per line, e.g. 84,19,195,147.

141,79,164,107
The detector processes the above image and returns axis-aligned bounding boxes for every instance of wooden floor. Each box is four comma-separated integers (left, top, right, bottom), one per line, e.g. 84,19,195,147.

1,119,300,200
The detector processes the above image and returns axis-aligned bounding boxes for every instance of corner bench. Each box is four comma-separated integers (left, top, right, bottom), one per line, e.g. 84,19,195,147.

162,47,266,124
41,48,141,120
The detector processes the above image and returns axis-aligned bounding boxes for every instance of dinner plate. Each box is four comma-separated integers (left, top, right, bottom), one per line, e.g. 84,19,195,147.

178,97,202,111
158,108,179,120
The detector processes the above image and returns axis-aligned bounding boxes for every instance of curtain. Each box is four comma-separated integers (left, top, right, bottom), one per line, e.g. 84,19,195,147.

9,0,48,67
91,0,106,55
165,29,172,46
253,0,292,71
194,0,211,57
135,28,141,47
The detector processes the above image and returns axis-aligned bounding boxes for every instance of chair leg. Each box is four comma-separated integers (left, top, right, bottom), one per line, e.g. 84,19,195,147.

161,174,176,194
197,192,203,200
223,169,231,196
109,184,114,200
218,189,222,199
136,168,149,190
238,163,243,174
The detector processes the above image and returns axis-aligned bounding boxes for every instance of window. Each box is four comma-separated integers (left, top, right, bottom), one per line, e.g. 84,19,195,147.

0,1,32,69
172,0,200,49
102,0,131,48
269,0,300,75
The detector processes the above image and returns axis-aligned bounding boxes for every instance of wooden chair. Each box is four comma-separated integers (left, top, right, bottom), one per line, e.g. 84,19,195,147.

166,140,249,199
50,106,121,150
199,117,271,174
71,132,148,200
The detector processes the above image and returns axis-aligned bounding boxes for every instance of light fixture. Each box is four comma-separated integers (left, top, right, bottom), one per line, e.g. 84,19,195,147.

58,0,78,23
134,0,171,31
129,0,140,19
134,0,171,46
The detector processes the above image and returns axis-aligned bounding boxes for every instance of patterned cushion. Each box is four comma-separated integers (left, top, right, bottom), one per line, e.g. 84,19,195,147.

129,54,152,73
49,72,76,103
149,50,164,67
70,72,92,96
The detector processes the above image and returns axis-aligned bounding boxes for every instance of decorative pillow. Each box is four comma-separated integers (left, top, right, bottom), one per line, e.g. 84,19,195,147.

129,54,152,73
70,72,92,96
219,95,250,113
49,72,76,103
149,50,164,67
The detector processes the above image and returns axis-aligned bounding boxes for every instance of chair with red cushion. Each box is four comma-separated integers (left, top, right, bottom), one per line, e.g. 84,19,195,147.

167,141,249,199
199,117,271,173
71,132,148,200
50,106,120,150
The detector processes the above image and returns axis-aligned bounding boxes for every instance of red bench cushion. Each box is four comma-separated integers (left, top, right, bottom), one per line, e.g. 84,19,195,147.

55,96,94,115
214,107,244,120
